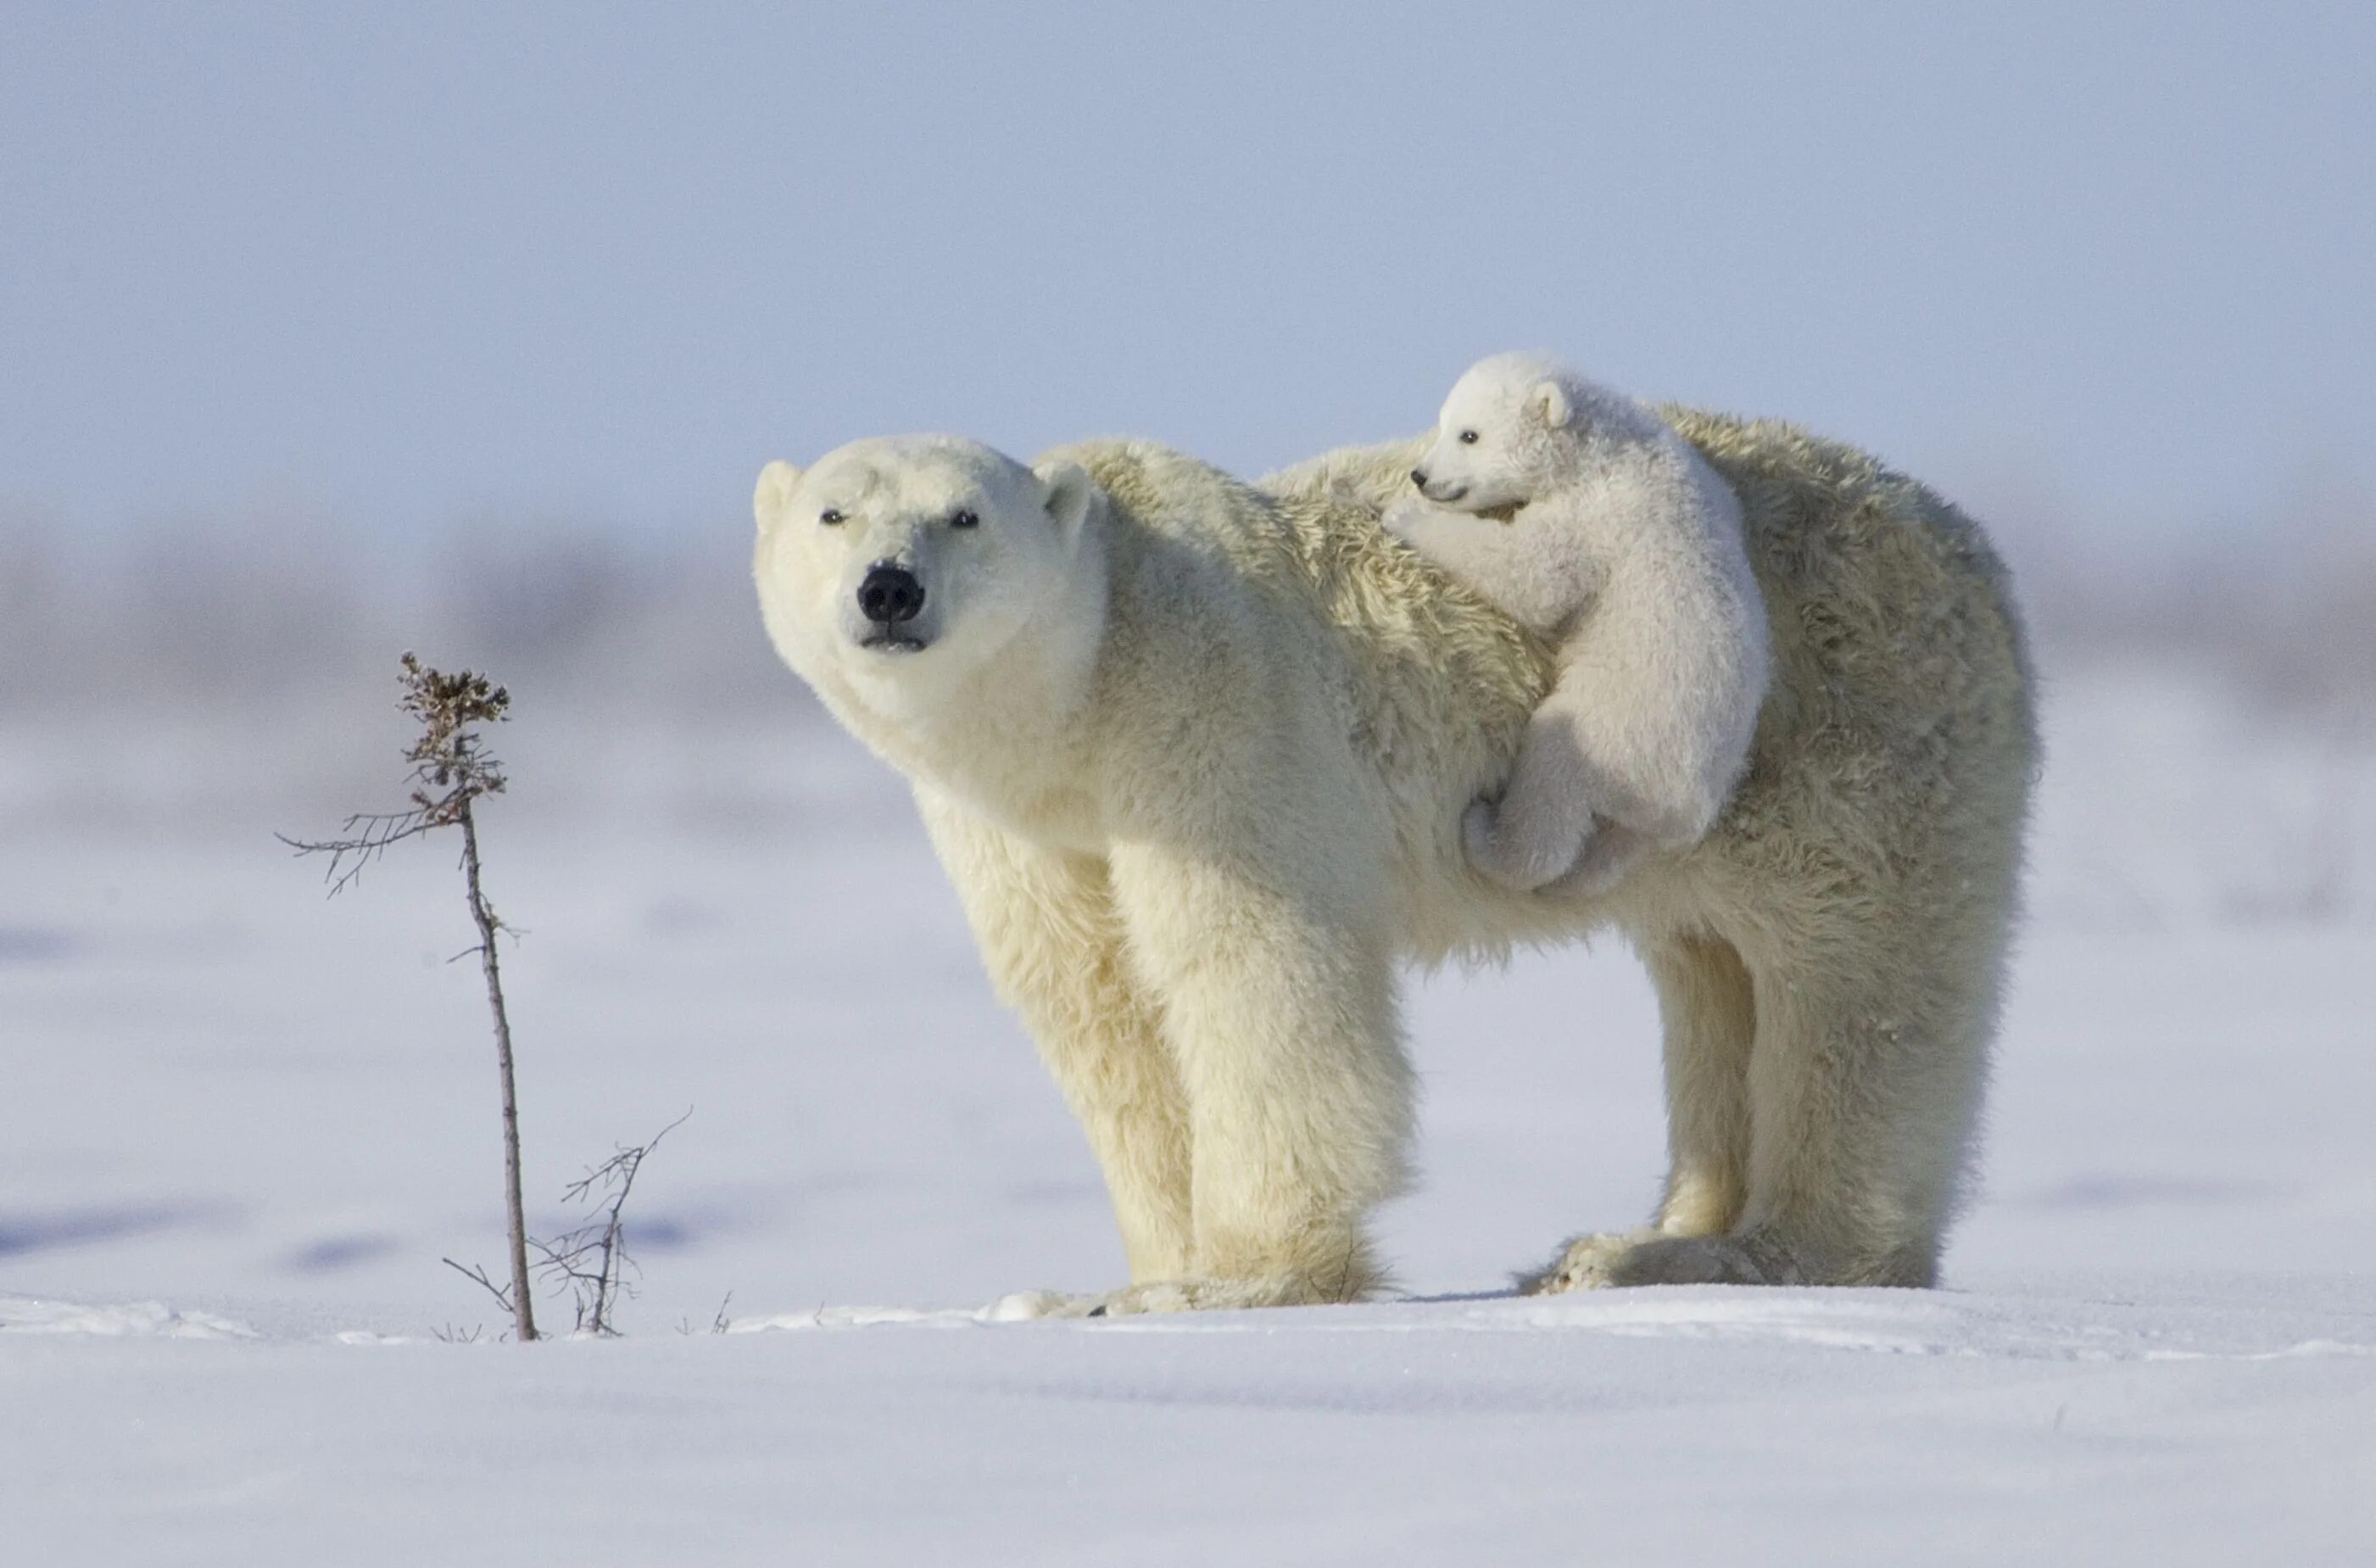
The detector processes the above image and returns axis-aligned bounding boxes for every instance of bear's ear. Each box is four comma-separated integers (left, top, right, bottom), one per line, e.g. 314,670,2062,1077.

1530,380,1573,431
753,460,803,533
1034,458,1096,538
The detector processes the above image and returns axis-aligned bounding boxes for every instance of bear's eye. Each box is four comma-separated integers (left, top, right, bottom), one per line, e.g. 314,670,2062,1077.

819,508,845,526
950,509,979,530
1458,429,1480,445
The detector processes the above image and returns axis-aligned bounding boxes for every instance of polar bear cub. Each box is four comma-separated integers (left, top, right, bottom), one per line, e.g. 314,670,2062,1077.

1386,352,1771,895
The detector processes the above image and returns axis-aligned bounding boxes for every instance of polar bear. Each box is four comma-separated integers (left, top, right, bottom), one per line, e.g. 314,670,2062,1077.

752,416,2034,1311
1384,352,1770,898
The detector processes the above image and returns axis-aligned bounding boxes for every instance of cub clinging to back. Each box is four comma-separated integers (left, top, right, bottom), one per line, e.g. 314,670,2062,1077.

1386,352,1771,895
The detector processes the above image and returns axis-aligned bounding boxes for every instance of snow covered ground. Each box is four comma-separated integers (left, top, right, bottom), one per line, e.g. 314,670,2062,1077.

3,666,2371,1564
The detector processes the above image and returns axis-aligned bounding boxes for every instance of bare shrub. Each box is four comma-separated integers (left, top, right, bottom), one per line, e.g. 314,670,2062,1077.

531,1111,691,1336
283,653,539,1342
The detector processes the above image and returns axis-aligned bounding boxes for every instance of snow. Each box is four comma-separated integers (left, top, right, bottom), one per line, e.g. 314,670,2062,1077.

3,667,2372,1564
0,1293,256,1340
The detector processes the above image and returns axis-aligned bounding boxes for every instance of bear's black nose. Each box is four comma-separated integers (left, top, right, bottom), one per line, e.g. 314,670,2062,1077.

856,563,925,625
1409,467,1430,491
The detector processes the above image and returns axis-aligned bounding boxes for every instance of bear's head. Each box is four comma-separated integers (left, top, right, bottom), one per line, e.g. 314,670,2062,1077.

754,435,1098,713
1408,351,1585,513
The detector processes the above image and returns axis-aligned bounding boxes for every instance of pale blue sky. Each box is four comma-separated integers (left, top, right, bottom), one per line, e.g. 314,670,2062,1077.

3,2,2369,540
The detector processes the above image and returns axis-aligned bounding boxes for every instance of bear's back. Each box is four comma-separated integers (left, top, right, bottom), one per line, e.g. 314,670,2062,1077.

1057,424,2036,957
1664,408,2039,907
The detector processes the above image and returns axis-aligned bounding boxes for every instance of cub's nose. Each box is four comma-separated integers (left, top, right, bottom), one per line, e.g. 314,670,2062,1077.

856,562,925,625
1409,467,1431,491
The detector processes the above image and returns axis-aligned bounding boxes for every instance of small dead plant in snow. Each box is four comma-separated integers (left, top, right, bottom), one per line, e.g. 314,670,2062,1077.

282,653,538,1342
532,1111,691,1336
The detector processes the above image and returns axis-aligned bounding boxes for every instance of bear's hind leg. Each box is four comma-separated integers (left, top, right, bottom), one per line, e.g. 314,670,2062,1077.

1521,931,1754,1294
1525,923,1996,1291
1679,930,1994,1288
1648,932,1756,1237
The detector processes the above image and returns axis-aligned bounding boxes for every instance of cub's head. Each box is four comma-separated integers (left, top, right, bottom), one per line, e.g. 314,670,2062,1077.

753,435,1096,708
1408,351,1586,512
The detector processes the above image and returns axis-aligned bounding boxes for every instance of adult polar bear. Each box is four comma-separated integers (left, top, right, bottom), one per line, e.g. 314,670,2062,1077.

752,413,2035,1312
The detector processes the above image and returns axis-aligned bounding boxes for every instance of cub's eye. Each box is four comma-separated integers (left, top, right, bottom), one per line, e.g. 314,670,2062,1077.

1458,430,1480,445
950,509,979,530
819,508,845,525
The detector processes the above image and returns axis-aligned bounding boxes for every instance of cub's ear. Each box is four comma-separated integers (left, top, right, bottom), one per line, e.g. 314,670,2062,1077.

1034,458,1096,538
1530,380,1573,430
753,460,803,532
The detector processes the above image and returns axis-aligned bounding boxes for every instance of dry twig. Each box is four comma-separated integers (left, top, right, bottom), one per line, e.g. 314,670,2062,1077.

530,1109,691,1336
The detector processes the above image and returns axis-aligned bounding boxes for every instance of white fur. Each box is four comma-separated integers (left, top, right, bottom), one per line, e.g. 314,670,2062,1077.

756,421,2036,1312
757,435,1410,1309
1387,353,1771,895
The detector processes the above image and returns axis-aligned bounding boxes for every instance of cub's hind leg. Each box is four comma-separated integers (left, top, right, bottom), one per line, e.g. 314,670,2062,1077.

1464,691,1603,892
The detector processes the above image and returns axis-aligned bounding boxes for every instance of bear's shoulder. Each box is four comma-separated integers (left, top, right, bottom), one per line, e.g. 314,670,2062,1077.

1041,438,1336,593
1046,438,1247,534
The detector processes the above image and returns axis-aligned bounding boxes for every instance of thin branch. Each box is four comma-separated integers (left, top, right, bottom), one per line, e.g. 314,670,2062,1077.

558,1108,693,1208
275,809,438,897
443,1256,515,1316
531,1109,692,1336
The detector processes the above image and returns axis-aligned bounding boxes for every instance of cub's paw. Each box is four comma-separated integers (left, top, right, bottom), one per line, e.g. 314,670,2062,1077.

1542,822,1653,901
1380,496,1431,541
1463,798,1589,893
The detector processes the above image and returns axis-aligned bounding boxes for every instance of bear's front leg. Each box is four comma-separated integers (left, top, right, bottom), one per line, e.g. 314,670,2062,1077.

917,796,1196,1283
1102,839,1415,1311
